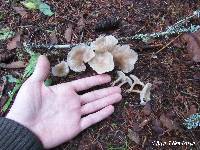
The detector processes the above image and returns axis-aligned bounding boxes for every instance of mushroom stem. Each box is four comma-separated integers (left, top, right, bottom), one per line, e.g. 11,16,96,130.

127,83,136,92
112,77,122,86
118,81,127,87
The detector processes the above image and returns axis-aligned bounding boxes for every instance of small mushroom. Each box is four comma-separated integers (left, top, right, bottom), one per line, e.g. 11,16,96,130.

140,83,152,105
131,83,152,105
111,45,138,73
128,75,145,92
88,52,114,74
67,44,95,72
112,71,132,87
91,35,118,53
52,61,69,77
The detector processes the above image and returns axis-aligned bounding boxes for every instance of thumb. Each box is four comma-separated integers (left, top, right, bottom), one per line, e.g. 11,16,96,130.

31,55,50,82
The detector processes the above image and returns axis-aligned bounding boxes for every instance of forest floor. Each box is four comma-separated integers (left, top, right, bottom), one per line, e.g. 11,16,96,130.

0,0,200,150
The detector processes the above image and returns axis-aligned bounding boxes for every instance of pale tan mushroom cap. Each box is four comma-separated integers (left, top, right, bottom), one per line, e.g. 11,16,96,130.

140,83,152,105
52,61,69,77
111,45,138,73
88,52,114,74
91,35,118,53
67,44,95,72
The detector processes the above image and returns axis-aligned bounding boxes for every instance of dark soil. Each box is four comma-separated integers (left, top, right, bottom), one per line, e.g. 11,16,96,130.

0,0,200,150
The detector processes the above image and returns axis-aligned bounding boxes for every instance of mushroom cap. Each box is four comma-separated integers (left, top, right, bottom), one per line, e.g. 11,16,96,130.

52,61,69,77
88,52,114,74
130,74,145,86
67,44,95,72
91,35,118,53
140,83,152,105
111,45,138,73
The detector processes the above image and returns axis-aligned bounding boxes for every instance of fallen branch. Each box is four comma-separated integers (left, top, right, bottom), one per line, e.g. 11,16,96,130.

24,9,200,50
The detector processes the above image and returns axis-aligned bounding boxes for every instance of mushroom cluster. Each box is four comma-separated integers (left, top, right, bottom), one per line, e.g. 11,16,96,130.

112,71,152,105
51,35,139,76
90,35,138,74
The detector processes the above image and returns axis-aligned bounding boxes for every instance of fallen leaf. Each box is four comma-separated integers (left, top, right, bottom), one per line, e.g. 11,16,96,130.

77,14,85,31
127,128,140,144
193,73,200,81
7,33,21,50
0,53,14,62
0,61,26,69
187,104,198,117
0,28,15,41
160,114,175,131
21,1,39,10
165,109,177,119
64,23,73,43
0,77,7,98
139,118,151,128
132,122,143,132
142,102,152,116
39,2,54,16
181,30,200,62
13,6,28,18
151,119,164,135
49,31,58,44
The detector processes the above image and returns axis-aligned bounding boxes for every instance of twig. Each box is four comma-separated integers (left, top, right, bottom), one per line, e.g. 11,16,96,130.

155,34,182,54
24,9,200,50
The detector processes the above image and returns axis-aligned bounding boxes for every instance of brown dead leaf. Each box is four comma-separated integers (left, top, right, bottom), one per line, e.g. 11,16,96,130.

193,73,200,81
132,122,143,132
0,61,26,69
152,119,164,135
13,7,28,18
142,102,152,116
160,114,175,131
7,33,21,50
0,53,14,62
49,31,58,44
187,104,198,117
139,118,151,128
181,31,200,62
77,14,85,31
64,23,73,43
127,128,140,144
0,77,7,98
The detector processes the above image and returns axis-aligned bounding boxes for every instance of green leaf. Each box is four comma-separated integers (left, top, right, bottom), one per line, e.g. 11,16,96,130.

23,53,40,78
0,28,15,41
1,51,41,112
5,75,20,83
39,3,54,16
21,1,38,10
21,0,41,10
44,78,52,86
2,82,22,112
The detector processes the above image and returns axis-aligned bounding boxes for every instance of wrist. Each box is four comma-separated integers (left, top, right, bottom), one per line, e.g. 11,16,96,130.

6,113,45,147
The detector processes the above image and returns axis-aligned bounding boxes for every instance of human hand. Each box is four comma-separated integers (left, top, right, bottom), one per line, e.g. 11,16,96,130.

6,55,122,149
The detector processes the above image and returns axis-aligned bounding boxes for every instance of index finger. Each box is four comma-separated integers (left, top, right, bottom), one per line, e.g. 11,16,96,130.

69,74,111,91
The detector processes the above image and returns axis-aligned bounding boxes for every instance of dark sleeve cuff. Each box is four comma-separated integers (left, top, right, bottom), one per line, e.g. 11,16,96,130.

0,117,44,150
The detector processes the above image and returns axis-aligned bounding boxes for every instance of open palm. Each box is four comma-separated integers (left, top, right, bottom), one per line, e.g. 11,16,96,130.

6,56,122,149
